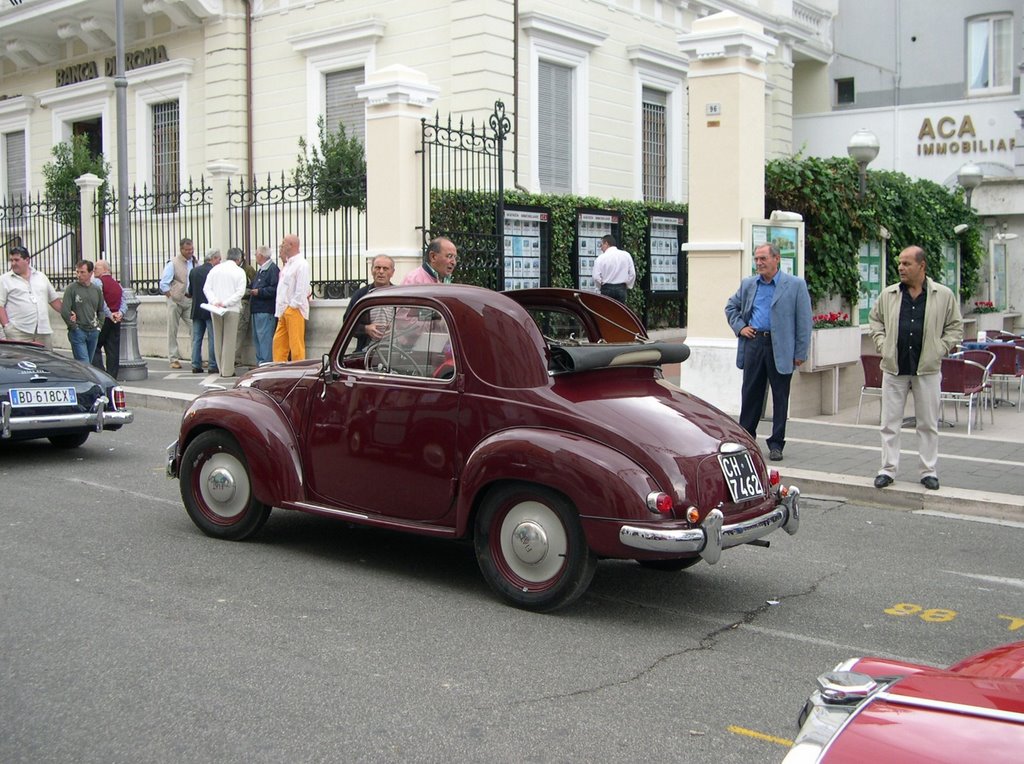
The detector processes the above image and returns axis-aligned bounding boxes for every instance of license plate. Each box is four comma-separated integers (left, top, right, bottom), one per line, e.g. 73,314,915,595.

718,451,764,503
9,387,78,408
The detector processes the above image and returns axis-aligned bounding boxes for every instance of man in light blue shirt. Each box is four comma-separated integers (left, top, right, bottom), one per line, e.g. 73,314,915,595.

725,243,812,462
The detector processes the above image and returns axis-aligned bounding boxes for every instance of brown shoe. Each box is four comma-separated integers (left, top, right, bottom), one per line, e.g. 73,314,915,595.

169,360,182,369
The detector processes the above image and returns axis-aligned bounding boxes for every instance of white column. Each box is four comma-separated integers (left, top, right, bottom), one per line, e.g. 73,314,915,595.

205,160,238,255
75,172,104,263
356,65,440,282
677,12,775,414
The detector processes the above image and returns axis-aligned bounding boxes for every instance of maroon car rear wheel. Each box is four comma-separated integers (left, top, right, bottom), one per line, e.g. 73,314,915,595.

180,430,271,541
474,483,596,612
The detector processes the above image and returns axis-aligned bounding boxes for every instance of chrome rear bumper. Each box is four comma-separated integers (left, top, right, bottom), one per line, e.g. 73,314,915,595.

1,399,133,439
619,487,800,564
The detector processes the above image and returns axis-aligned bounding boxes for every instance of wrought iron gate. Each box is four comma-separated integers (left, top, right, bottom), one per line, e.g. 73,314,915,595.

420,101,510,289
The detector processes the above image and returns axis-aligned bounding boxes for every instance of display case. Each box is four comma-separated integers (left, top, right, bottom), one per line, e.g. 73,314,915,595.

858,240,884,325
572,209,621,292
501,205,551,291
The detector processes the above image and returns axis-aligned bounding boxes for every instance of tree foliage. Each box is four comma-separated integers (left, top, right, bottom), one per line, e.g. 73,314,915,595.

294,116,366,212
41,134,110,229
766,155,982,304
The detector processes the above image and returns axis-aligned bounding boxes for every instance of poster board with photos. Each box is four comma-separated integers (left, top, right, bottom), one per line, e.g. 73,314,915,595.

858,240,884,325
646,212,686,295
573,209,621,292
501,205,551,291
743,218,805,278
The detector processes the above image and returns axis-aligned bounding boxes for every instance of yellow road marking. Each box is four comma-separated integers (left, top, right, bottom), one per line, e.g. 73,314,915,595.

727,725,793,747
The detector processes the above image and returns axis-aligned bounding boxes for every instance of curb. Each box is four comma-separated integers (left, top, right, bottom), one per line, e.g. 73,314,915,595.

781,467,1024,522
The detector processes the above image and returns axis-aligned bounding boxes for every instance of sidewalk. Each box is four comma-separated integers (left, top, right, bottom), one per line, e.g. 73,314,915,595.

124,357,1024,522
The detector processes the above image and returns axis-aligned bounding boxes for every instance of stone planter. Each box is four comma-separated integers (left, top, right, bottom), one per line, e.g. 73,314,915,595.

975,312,1005,332
803,326,861,372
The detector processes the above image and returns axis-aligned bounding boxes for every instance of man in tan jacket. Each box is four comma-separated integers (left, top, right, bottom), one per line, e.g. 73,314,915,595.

869,245,962,490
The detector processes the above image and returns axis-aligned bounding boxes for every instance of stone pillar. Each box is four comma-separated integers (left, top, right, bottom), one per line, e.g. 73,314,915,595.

74,173,103,261
677,12,776,414
205,160,238,255
356,65,440,282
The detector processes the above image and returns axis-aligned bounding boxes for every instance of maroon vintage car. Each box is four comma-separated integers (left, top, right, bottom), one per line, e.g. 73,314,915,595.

166,286,799,611
784,641,1024,763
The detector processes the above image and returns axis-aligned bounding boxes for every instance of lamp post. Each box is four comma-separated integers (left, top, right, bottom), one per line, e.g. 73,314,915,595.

847,128,879,199
957,162,983,209
114,0,147,380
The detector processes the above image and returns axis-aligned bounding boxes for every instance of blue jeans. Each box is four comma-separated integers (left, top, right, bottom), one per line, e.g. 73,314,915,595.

191,317,217,371
68,327,100,364
251,311,276,366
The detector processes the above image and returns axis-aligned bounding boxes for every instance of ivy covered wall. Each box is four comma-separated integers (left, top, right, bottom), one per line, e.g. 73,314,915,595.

430,156,980,328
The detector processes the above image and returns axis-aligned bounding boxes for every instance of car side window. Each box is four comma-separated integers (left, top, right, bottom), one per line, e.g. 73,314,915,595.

341,305,454,380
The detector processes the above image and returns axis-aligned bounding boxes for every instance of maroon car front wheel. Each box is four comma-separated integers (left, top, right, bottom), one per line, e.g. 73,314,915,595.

180,430,271,541
474,483,596,612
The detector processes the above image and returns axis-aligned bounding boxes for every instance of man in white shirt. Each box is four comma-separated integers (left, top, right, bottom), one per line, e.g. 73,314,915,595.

203,247,248,378
273,234,312,362
0,246,64,350
592,235,636,304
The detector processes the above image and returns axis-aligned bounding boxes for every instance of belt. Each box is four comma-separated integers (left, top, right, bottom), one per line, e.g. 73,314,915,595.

751,330,771,337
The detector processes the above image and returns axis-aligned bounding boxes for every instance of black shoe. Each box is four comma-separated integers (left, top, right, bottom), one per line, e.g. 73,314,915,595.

921,476,940,490
769,448,783,461
209,367,219,374
874,474,894,489
191,367,203,374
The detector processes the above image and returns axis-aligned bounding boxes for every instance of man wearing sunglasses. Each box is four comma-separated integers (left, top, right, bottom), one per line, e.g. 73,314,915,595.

0,246,64,350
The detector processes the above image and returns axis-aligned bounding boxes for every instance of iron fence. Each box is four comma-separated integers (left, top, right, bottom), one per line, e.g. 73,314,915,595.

97,179,213,293
0,192,79,289
421,101,510,289
228,173,368,297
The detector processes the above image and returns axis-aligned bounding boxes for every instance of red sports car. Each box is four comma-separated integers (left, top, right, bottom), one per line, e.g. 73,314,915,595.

784,641,1024,763
166,286,799,611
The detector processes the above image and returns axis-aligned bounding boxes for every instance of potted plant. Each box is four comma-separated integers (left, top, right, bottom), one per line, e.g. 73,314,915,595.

804,312,861,372
972,301,1005,332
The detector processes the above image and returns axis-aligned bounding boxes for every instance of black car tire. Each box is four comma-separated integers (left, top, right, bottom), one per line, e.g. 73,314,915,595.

48,432,90,449
637,557,702,572
180,430,271,541
474,483,596,612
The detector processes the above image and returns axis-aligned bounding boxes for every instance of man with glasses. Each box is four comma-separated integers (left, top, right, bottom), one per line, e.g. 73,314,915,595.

402,237,457,285
0,246,64,350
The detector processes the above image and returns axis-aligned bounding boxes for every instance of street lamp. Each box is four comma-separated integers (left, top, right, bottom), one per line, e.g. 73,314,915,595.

957,162,983,209
847,128,879,199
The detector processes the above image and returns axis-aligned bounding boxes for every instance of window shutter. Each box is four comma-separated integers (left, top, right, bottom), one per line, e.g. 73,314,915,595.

538,61,572,194
325,68,365,144
5,130,26,201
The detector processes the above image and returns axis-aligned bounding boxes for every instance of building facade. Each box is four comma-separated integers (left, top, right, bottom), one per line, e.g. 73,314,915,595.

0,0,834,209
793,0,1024,318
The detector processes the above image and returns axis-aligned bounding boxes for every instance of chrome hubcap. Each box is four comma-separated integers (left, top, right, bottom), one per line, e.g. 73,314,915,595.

511,520,548,565
207,467,236,502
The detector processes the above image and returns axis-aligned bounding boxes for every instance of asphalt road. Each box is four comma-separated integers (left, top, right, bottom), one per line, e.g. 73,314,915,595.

2,409,1023,763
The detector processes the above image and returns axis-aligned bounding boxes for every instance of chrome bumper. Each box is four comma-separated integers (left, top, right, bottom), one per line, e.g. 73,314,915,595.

166,440,179,478
619,487,800,564
1,399,133,439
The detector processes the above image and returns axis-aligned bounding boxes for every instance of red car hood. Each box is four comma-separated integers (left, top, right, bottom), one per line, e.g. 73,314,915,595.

823,671,1024,763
